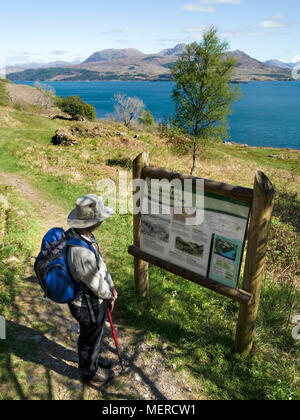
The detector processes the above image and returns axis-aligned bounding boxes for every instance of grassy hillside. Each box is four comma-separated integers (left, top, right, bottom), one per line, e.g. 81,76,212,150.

0,80,299,400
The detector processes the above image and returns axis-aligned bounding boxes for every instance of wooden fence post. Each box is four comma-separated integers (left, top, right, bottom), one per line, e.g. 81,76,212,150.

132,152,149,296
235,171,275,356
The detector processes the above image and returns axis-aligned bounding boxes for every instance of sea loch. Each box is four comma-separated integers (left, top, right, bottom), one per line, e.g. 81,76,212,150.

18,81,300,150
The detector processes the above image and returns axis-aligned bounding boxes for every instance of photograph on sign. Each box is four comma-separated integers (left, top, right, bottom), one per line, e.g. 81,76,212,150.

140,179,250,289
208,235,244,288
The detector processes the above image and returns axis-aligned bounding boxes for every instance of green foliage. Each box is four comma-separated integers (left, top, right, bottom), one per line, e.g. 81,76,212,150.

7,68,169,82
159,119,213,162
0,78,13,84
7,68,104,82
159,120,192,154
252,73,292,81
170,26,241,174
56,95,96,121
273,188,300,232
138,109,155,126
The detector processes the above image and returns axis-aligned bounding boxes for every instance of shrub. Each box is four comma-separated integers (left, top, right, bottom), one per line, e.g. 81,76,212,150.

57,95,96,121
139,109,155,126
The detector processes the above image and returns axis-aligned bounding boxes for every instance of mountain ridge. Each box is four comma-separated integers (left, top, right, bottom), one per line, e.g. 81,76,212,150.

264,59,299,69
6,45,292,82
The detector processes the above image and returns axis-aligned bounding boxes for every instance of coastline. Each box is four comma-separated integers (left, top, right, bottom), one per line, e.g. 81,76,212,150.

11,78,297,83
10,80,300,151
223,141,300,152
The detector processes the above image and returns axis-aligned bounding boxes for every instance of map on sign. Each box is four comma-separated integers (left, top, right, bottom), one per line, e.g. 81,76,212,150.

140,179,251,289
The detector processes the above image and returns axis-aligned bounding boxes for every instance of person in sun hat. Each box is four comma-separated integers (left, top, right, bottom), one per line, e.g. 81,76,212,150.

67,194,118,384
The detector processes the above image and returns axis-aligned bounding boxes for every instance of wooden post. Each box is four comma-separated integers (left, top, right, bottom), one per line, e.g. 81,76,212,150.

235,171,275,356
132,152,149,296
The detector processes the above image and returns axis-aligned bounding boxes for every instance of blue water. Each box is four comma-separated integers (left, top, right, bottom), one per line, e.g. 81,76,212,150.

17,81,300,149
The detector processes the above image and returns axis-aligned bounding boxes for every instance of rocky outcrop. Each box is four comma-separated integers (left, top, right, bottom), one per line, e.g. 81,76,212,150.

51,123,104,146
51,127,78,146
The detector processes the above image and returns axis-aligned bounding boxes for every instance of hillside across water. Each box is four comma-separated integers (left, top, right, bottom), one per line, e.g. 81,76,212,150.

7,47,293,83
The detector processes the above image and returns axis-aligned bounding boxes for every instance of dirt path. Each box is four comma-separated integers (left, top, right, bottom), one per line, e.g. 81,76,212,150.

0,172,67,231
0,172,204,400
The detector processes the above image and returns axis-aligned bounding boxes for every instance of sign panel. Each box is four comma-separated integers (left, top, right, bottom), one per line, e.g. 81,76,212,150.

140,179,250,289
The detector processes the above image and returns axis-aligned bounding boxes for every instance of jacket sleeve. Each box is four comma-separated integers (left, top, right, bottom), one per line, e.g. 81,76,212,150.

67,247,114,301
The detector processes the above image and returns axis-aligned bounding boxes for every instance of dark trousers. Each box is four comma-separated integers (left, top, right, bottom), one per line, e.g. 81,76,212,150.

68,300,107,378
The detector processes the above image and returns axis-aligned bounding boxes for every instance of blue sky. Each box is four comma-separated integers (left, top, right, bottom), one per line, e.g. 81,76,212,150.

1,0,299,65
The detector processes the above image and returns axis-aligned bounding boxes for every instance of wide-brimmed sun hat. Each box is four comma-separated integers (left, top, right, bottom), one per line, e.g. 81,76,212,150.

67,194,115,229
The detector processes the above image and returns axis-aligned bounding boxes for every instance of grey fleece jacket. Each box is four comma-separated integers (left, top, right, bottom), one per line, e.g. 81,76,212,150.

67,229,114,307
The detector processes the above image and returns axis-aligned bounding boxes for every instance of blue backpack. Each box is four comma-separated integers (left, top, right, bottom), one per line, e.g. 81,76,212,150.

34,228,97,304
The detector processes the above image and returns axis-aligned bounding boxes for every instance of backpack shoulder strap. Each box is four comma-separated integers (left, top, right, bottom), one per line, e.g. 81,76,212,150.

67,237,96,253
66,238,100,269
66,236,99,323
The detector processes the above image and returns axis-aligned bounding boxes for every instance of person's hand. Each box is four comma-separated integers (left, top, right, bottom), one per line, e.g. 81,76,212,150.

111,287,118,301
107,299,115,313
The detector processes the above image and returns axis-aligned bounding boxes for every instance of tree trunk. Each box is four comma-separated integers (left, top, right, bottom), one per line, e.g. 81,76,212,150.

190,142,197,176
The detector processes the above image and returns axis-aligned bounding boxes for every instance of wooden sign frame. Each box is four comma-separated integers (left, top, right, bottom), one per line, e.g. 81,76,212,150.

128,152,275,356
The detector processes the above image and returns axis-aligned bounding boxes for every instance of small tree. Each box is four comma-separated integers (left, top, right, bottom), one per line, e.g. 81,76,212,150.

170,26,240,175
34,81,56,110
57,95,96,121
113,93,145,127
139,109,155,126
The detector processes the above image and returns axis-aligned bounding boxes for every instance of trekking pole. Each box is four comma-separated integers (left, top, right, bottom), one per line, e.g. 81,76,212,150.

106,308,127,374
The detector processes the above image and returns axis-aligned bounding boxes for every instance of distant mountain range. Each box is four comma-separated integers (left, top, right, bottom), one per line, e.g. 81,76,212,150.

6,60,81,74
264,59,300,69
6,45,294,83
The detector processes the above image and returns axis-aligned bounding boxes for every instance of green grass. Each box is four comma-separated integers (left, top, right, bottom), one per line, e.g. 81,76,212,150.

0,107,299,400
0,82,10,107
0,185,41,317
107,239,299,400
215,143,300,175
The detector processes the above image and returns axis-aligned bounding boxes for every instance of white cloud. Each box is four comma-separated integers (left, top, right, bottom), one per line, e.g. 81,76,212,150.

114,40,129,44
181,0,241,13
291,55,300,63
260,14,288,29
184,25,211,40
201,0,242,3
51,50,67,56
156,37,189,46
260,20,286,28
184,25,268,40
182,4,215,12
272,14,284,20
99,29,124,35
185,25,209,33
220,30,269,38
